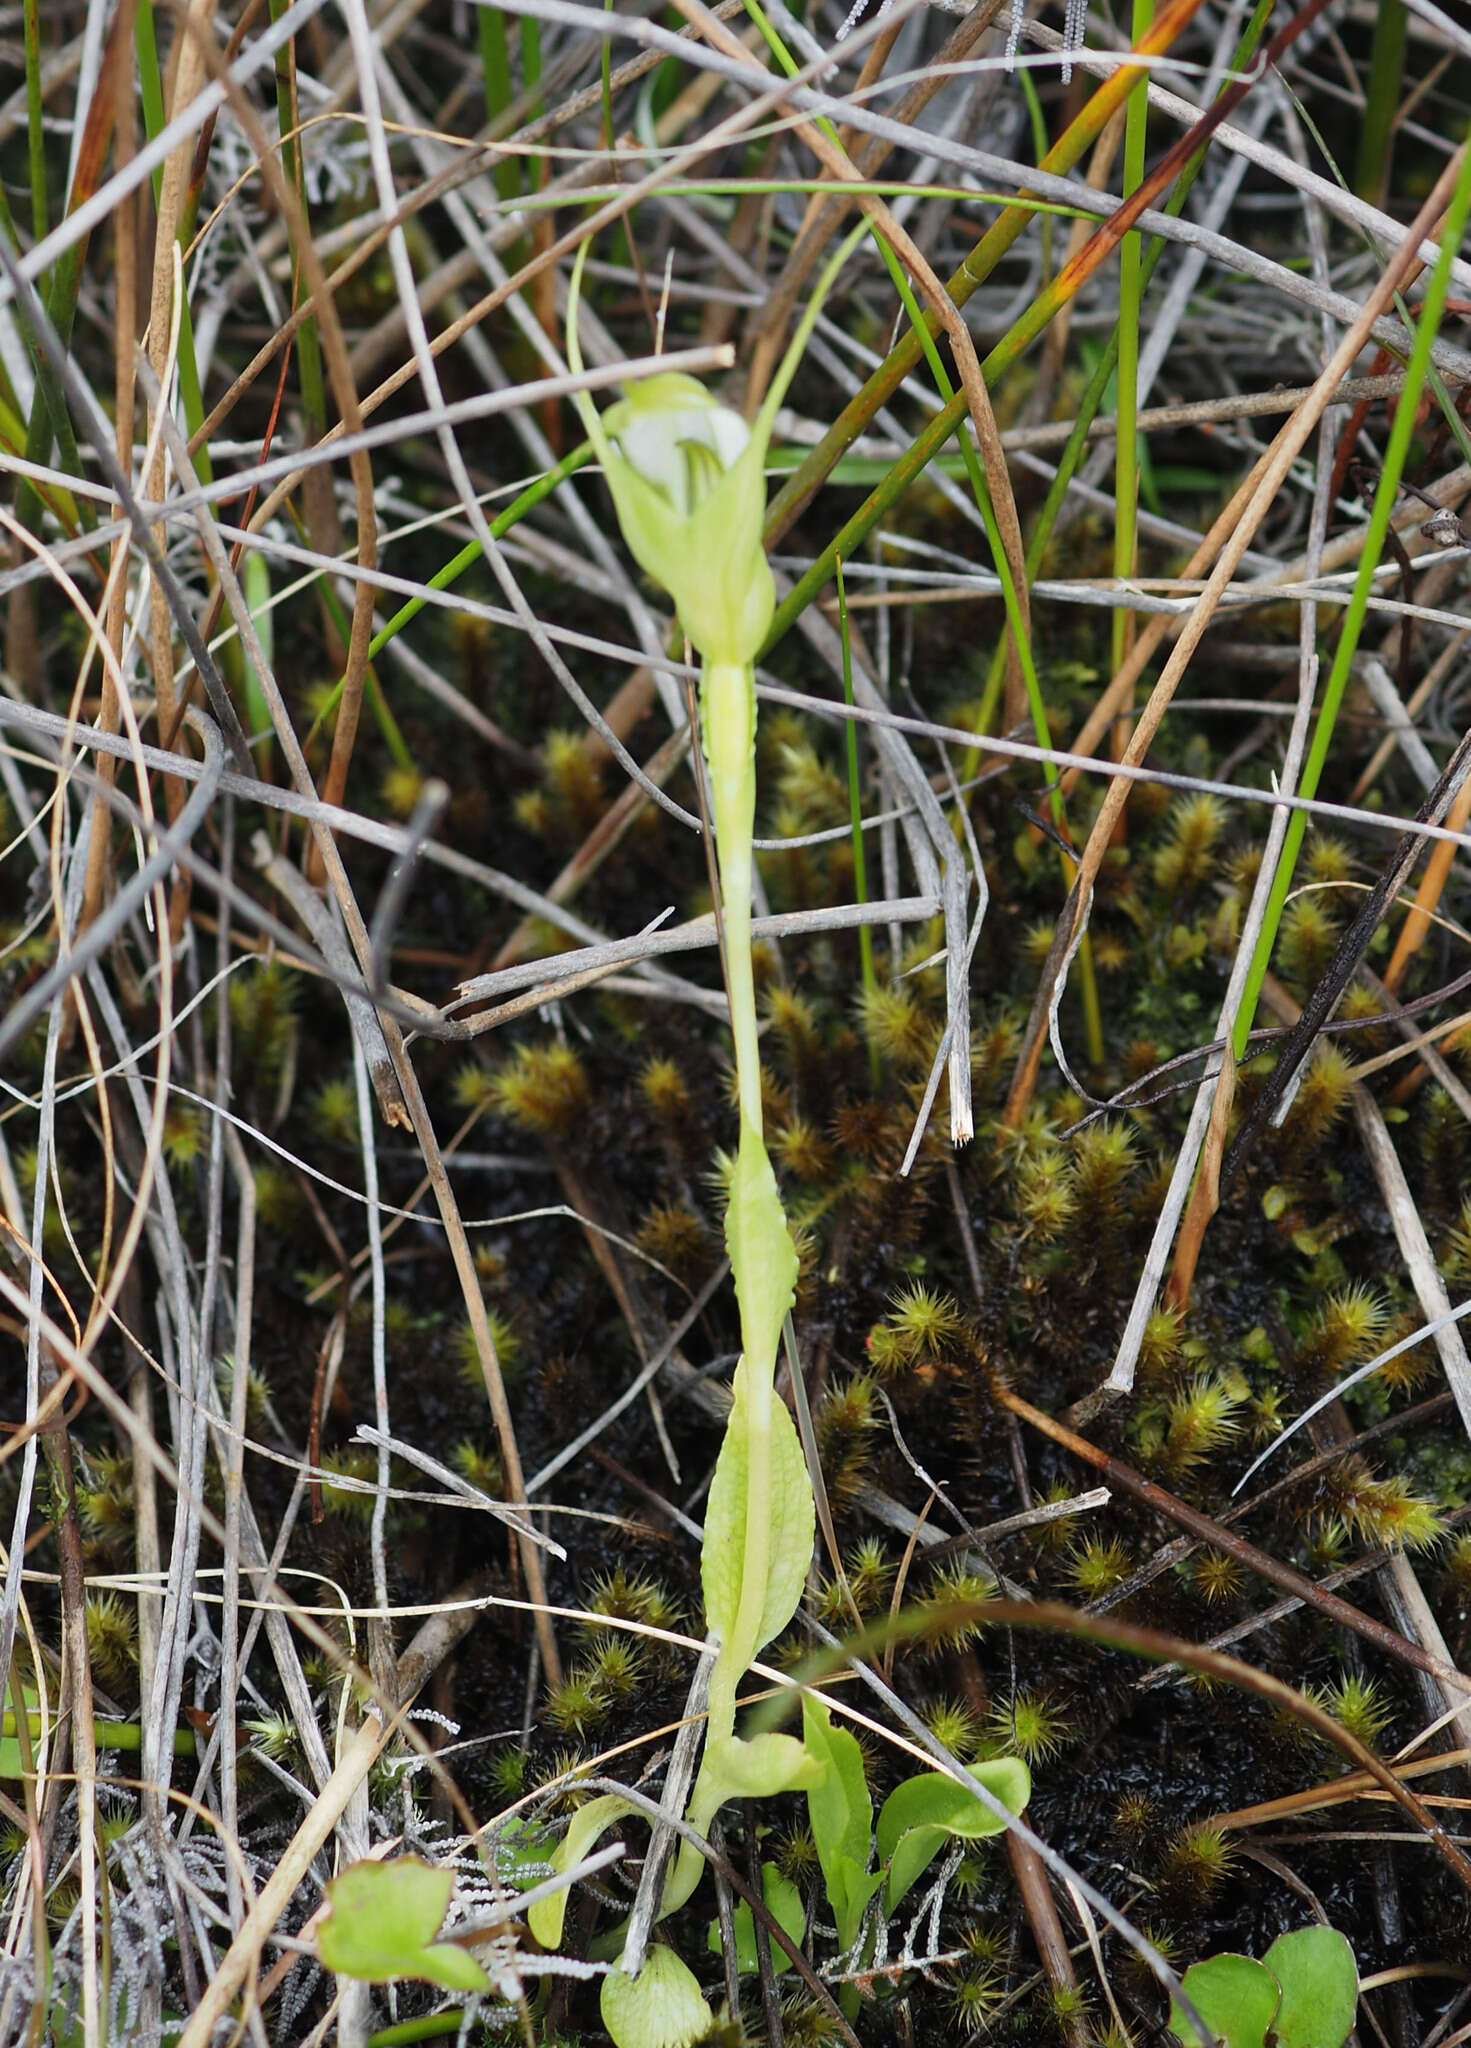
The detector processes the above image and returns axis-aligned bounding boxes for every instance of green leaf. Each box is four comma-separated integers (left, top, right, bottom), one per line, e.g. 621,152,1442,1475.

877,1761,1030,1917
702,1363,811,1665
876,1759,1030,1866
316,1858,490,1993
1262,1927,1358,2048
803,1694,873,1873
827,1853,885,1955
1168,1954,1280,2048
700,1731,825,1807
883,1825,953,1918
602,1943,714,2048
526,1794,631,1949
801,1695,882,1950
707,1860,806,1974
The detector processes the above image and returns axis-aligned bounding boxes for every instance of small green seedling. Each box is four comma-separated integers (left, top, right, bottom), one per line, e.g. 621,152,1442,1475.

316,1856,490,1993
1169,1926,1357,2048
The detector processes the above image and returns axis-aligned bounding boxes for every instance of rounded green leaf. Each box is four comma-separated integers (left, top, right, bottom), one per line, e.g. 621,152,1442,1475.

883,1823,950,1918
1168,1954,1280,2048
317,1857,490,1993
1262,1927,1358,2048
602,1943,714,2048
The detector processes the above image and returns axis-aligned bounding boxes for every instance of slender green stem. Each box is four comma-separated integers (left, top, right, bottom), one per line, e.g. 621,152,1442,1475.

704,662,762,1130
270,0,326,457
298,444,591,755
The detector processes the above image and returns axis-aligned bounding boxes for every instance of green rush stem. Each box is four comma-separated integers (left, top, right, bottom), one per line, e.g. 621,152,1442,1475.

835,558,879,1056
478,8,525,206
1233,127,1471,1058
1,1713,195,1758
966,0,1274,749
1355,0,1407,203
134,0,166,201
1018,66,1052,295
270,0,326,453
520,14,543,118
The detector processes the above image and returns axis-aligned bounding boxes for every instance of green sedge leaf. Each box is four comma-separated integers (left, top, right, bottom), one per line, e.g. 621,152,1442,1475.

875,1758,1030,1867
602,1943,714,2048
1168,1954,1280,2048
707,1861,806,1974
316,1858,490,1993
526,1794,631,1949
1262,1928,1357,2048
702,1368,812,1664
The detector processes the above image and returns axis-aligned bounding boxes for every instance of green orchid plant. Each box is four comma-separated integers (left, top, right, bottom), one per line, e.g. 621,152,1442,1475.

523,229,1026,2046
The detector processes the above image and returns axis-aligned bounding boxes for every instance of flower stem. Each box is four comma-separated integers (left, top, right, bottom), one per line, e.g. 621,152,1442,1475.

702,660,762,1129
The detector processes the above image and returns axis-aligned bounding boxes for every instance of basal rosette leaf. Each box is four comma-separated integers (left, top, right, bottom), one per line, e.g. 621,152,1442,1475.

708,1860,806,1974
803,1695,873,1872
877,1759,1031,1916
1168,1954,1280,2048
1261,1928,1358,2048
801,1694,882,1952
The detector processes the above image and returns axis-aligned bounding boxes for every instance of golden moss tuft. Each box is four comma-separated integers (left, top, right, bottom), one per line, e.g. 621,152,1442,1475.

1152,794,1226,897
490,1040,591,1134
